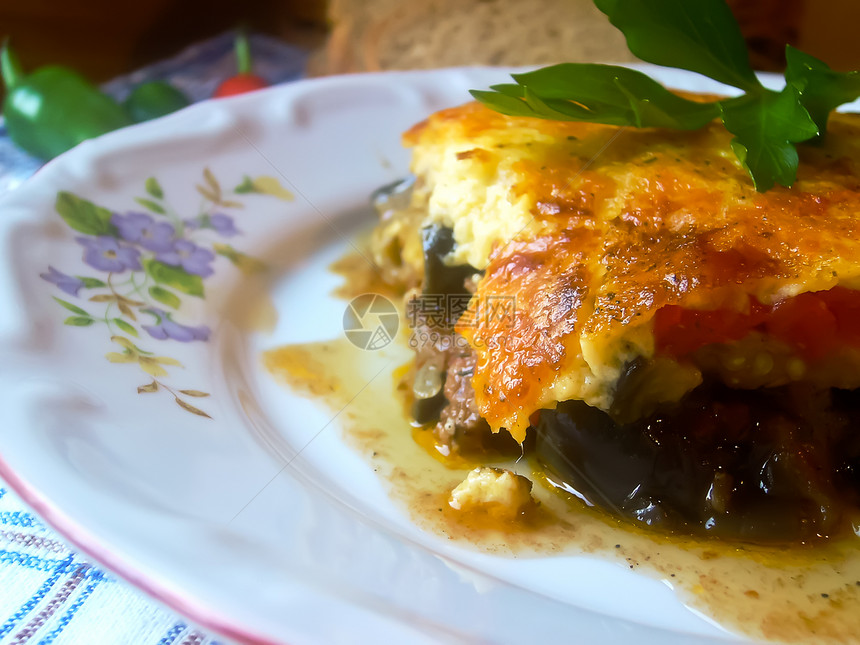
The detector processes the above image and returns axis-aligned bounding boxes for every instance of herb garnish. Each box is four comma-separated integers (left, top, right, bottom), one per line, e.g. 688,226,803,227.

470,0,860,192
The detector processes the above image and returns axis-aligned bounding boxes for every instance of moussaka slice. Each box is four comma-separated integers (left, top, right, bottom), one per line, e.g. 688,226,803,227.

371,100,860,541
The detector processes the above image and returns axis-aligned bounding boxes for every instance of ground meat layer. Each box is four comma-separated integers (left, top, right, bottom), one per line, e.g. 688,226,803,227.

410,320,520,455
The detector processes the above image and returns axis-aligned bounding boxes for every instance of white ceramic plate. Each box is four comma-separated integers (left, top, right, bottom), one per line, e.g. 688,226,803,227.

0,67,777,644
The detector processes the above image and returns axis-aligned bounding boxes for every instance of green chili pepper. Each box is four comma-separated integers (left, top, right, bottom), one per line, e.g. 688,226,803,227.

123,80,191,123
1,41,132,160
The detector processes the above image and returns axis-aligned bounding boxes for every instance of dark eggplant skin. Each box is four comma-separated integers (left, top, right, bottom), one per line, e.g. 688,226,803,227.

421,225,480,304
536,378,860,542
371,176,415,212
412,390,447,425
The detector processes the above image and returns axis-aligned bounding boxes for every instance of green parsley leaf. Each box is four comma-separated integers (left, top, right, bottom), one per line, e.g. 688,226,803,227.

469,88,533,117
593,0,760,91
785,45,860,136
514,64,720,129
721,85,819,191
472,64,720,129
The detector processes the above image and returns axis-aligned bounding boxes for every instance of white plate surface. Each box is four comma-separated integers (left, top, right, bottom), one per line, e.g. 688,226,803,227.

0,66,788,644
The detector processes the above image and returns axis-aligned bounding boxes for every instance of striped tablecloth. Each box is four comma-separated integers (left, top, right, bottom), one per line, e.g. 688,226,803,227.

0,31,308,645
0,486,222,645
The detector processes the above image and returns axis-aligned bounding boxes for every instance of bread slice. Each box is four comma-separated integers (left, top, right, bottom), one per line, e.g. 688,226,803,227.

310,0,635,75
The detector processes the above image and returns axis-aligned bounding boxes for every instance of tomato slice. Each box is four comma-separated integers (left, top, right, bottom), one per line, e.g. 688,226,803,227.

655,287,860,360
819,288,860,347
767,292,838,359
654,301,767,357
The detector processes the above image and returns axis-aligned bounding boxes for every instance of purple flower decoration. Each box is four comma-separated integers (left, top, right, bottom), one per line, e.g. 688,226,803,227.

141,308,210,342
76,236,142,273
112,212,175,252
40,266,84,297
184,213,239,237
209,214,240,237
156,240,215,277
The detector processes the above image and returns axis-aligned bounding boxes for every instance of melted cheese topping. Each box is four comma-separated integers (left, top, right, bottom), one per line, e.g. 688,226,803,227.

404,101,860,441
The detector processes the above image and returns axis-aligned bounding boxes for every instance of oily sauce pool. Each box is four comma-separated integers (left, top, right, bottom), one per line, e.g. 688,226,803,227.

264,334,860,645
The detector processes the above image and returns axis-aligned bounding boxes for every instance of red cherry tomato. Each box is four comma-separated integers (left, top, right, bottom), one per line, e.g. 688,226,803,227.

213,74,268,98
213,32,268,98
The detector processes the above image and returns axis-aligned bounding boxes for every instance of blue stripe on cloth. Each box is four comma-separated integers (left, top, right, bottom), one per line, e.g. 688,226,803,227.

0,554,73,638
157,621,188,645
36,570,105,645
0,550,70,572
0,511,41,528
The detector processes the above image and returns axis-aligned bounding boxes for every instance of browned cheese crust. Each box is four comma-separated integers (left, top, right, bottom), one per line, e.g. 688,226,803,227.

403,102,860,441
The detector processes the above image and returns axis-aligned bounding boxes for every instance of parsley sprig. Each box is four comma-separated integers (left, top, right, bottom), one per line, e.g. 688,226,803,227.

470,0,860,192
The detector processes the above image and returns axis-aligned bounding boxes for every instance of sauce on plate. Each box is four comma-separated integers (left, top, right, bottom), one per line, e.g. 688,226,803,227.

261,256,860,644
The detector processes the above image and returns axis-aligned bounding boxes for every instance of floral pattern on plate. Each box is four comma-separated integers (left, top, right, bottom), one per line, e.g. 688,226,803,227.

40,168,292,417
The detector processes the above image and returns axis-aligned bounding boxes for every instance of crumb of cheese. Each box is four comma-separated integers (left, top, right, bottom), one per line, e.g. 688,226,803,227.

448,467,533,515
